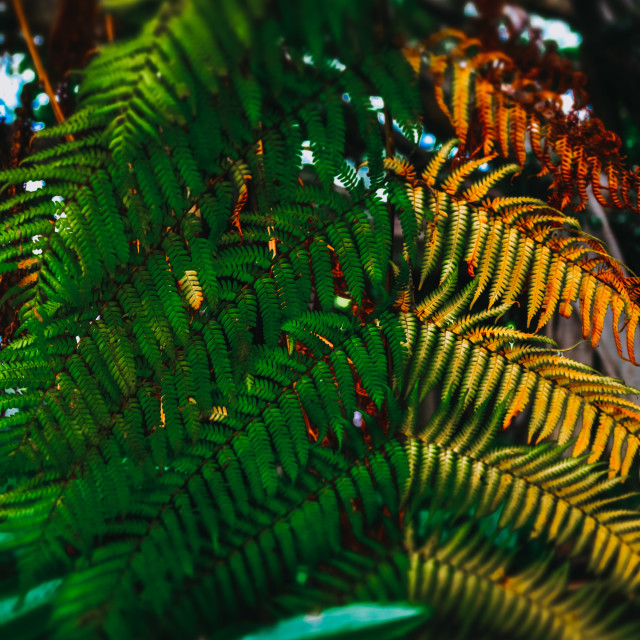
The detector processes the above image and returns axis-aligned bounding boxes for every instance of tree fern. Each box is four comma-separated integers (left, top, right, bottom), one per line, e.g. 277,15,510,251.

1,1,640,639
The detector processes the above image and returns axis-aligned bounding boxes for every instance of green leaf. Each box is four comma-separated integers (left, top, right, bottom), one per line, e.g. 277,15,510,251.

238,603,432,640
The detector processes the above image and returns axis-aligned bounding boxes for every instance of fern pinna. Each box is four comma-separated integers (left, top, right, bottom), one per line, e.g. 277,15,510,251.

1,1,640,639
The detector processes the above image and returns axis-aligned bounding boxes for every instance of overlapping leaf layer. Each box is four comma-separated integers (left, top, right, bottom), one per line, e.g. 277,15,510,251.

1,1,640,639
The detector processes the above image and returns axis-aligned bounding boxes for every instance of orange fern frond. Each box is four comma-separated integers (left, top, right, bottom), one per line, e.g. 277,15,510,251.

227,159,252,238
476,78,496,156
452,63,473,147
395,151,640,363
441,154,496,195
384,156,417,184
427,54,452,121
422,138,459,186
512,102,527,168
461,163,519,203
496,93,512,160
416,30,640,214
408,308,640,475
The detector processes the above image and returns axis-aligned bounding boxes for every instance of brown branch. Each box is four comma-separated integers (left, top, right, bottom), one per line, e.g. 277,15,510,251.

105,13,114,42
11,0,66,124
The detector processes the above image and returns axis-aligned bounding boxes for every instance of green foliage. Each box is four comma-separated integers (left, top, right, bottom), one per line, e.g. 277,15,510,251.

1,1,640,639
237,602,432,640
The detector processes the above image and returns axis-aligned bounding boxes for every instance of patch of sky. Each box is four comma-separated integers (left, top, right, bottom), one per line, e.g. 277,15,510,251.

369,96,384,111
375,187,388,202
334,295,351,310
329,58,346,72
342,93,350,103
0,53,35,124
300,140,314,166
24,179,45,192
463,2,478,17
561,90,574,113
32,234,43,255
33,92,49,109
357,163,370,189
333,175,346,189
420,132,436,150
478,162,490,171
558,90,588,119
0,54,45,131
529,14,582,49
463,3,581,50
333,159,356,189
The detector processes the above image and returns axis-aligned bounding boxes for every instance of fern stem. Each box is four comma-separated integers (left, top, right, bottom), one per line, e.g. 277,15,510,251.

105,12,115,42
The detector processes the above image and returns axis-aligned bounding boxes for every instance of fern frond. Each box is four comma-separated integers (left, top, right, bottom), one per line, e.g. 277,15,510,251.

2,3,640,639
408,524,639,640
403,308,640,476
392,150,640,363
421,139,460,186
418,30,640,214
404,433,640,593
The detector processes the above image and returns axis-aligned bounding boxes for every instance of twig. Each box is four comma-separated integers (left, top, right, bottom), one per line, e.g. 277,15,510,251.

105,13,114,42
11,0,65,124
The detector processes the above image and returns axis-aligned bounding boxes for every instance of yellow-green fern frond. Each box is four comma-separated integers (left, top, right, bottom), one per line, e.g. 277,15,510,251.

408,524,637,640
421,139,460,186
402,308,640,477
395,149,640,363
404,435,640,593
